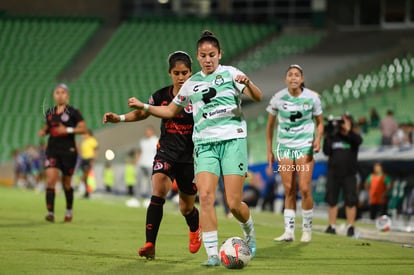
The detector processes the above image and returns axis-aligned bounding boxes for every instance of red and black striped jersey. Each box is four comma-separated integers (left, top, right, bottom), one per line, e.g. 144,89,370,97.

149,86,194,163
44,105,83,153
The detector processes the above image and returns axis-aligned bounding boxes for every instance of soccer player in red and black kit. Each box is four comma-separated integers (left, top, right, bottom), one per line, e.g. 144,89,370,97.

38,84,87,222
103,51,200,259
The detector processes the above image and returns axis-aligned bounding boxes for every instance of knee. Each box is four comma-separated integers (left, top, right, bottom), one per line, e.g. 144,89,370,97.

198,191,215,208
284,184,295,197
180,205,191,216
344,194,358,207
152,187,168,198
300,187,312,199
179,201,194,215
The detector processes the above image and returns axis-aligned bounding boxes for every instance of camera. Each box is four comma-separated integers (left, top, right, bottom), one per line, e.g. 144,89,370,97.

324,115,344,136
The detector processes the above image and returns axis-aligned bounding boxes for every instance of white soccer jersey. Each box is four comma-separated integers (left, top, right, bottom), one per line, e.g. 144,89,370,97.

173,65,247,145
266,88,322,149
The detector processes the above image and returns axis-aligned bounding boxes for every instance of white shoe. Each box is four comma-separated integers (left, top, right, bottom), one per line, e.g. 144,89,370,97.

273,231,295,242
125,198,141,208
300,231,312,243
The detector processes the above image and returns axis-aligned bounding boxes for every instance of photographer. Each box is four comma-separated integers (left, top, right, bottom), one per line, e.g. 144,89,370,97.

323,114,363,237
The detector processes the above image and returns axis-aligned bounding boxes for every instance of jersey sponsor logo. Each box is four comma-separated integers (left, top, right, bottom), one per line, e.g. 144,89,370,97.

192,84,217,104
61,112,69,122
288,126,305,133
289,111,303,122
201,87,217,104
164,121,193,135
203,107,227,119
214,75,224,86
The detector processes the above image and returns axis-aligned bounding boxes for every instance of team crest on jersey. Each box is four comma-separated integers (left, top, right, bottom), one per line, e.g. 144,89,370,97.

303,101,311,111
148,96,155,105
184,102,193,113
153,161,164,171
61,112,69,122
214,75,224,86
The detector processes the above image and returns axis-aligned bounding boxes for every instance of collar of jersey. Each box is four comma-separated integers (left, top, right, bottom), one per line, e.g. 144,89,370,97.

200,64,222,78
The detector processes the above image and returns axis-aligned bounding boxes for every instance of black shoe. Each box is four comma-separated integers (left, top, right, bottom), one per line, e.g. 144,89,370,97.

347,226,355,237
45,214,55,223
325,225,336,234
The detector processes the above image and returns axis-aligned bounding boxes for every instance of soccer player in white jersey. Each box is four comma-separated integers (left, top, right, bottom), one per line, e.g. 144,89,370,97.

266,64,324,243
128,30,262,266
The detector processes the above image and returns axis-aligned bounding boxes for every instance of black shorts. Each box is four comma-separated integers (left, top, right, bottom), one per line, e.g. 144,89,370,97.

80,158,93,172
45,150,77,176
325,173,358,207
152,157,197,195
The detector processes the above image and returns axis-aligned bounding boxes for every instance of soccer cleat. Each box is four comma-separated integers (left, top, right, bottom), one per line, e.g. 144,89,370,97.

201,255,220,267
273,231,295,242
188,226,202,253
138,242,155,260
325,225,336,234
64,215,72,223
245,233,257,258
347,226,355,237
45,214,55,223
300,231,312,243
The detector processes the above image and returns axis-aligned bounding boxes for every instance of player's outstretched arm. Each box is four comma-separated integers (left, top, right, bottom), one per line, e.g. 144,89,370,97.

103,110,149,124
128,97,181,119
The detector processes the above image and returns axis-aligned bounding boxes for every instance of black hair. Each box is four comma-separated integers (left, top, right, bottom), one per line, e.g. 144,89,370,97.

168,51,192,72
196,30,221,52
286,64,305,89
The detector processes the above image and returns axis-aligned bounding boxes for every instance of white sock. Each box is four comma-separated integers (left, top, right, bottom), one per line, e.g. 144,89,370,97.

48,211,54,216
302,209,313,232
66,209,72,216
284,209,296,233
202,231,218,257
239,215,255,237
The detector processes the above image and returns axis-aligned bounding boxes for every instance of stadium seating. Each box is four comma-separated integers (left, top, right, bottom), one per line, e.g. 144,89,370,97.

0,16,101,161
319,56,414,110
69,18,277,130
235,33,324,73
0,16,277,162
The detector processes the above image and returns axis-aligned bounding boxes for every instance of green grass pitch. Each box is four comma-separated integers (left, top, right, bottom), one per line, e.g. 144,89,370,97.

1,186,413,274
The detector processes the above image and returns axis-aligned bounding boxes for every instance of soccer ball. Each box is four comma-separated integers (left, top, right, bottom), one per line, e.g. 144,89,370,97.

219,237,252,269
376,215,392,232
